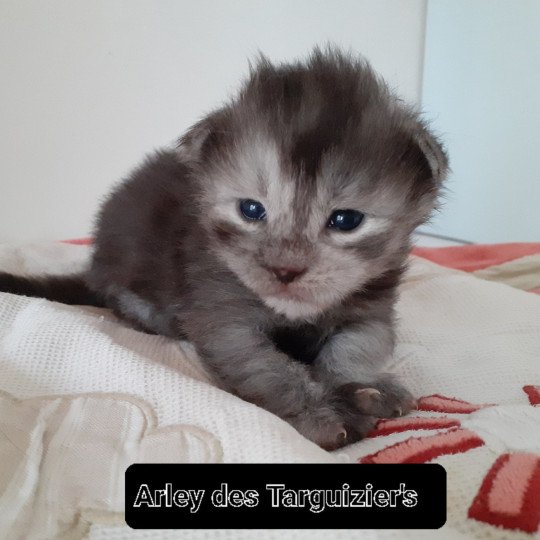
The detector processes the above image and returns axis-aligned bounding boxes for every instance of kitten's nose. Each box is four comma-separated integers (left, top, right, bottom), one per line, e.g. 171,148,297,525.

269,266,307,284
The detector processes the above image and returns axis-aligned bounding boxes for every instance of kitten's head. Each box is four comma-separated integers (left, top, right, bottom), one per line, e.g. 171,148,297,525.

179,48,448,320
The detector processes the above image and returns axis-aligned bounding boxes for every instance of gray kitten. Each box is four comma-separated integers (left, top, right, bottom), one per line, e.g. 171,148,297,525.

0,49,447,449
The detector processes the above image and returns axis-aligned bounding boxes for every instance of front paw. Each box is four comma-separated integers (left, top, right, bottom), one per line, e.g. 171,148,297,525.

338,379,417,419
286,406,346,450
286,405,376,450
285,406,348,450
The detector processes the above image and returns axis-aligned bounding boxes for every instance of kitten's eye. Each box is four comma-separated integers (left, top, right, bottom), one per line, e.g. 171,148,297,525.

327,209,365,231
239,199,267,221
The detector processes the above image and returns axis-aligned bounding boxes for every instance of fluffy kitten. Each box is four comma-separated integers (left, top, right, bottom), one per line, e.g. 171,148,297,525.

0,49,447,449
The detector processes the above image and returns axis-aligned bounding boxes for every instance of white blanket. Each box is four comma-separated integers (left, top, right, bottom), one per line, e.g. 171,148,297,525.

0,242,539,540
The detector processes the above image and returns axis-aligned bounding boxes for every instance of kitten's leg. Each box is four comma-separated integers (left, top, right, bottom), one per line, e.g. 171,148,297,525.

190,323,350,450
314,321,416,442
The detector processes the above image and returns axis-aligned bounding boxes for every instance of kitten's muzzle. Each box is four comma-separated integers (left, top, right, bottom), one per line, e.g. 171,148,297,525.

267,266,307,284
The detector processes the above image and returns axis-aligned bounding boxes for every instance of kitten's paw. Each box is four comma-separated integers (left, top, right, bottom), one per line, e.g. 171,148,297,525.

338,380,417,419
287,407,349,451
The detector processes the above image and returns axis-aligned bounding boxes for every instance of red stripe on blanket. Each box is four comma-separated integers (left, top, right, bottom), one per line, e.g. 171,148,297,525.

61,238,93,245
468,453,540,533
417,394,490,414
523,385,540,406
367,416,460,437
359,428,484,464
412,243,540,272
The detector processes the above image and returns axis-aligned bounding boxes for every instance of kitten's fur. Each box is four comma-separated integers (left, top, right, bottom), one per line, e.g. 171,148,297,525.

0,49,448,449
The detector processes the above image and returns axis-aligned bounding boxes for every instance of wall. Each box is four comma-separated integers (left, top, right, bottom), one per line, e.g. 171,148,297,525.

0,0,427,241
421,0,540,243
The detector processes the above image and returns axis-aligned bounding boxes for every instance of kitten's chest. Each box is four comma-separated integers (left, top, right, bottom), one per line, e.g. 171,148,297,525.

268,323,331,365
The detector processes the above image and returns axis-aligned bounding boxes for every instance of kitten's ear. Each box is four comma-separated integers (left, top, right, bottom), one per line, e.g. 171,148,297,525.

176,120,213,163
177,110,228,164
414,128,449,184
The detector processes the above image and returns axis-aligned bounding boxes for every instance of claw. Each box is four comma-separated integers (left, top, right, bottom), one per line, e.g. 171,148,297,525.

355,388,382,399
321,424,348,451
354,387,382,409
356,388,381,396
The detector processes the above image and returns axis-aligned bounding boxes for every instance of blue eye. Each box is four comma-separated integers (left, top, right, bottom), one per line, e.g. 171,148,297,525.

327,209,365,231
239,199,267,221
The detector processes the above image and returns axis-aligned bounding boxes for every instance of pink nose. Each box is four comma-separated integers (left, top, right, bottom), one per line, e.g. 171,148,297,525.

268,266,307,284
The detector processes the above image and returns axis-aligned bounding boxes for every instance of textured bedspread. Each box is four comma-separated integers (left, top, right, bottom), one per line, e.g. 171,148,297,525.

0,242,539,539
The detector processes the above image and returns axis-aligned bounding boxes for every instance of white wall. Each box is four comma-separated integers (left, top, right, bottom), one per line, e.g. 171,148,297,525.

421,0,540,243
0,0,427,241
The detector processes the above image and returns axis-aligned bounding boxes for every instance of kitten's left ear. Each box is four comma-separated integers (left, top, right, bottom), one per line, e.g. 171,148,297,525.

414,127,449,184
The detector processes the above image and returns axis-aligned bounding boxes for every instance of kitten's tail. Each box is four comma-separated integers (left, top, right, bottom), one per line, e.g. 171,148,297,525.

0,272,105,307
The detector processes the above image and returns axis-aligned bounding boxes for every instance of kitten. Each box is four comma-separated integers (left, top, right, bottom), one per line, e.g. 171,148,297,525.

0,49,447,449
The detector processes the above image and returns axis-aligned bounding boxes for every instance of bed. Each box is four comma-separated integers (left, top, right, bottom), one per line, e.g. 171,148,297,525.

0,240,539,539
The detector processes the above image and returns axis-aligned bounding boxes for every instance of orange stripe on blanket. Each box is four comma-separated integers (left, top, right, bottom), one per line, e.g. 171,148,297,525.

412,243,540,272
367,416,460,437
468,453,540,533
417,394,491,414
359,428,484,464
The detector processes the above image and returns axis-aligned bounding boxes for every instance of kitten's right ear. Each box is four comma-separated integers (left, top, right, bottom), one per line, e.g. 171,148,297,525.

176,110,228,164
176,120,213,163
